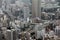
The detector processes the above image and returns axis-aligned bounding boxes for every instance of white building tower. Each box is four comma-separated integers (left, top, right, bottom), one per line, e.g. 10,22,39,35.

6,29,17,40
32,0,41,18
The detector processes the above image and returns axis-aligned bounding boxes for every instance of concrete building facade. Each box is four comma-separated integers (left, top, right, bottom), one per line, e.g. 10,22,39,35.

32,0,41,18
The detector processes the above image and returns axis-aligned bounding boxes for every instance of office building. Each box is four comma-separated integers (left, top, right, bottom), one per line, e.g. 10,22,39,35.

6,29,17,40
0,0,2,8
32,0,41,18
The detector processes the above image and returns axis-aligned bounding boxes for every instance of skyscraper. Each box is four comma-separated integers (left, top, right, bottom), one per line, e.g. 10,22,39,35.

0,0,2,8
6,29,17,40
32,0,41,18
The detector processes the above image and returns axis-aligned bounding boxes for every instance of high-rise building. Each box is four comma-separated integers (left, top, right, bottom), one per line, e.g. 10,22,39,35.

23,7,30,20
0,0,2,8
6,29,17,40
32,0,41,18
0,32,3,40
